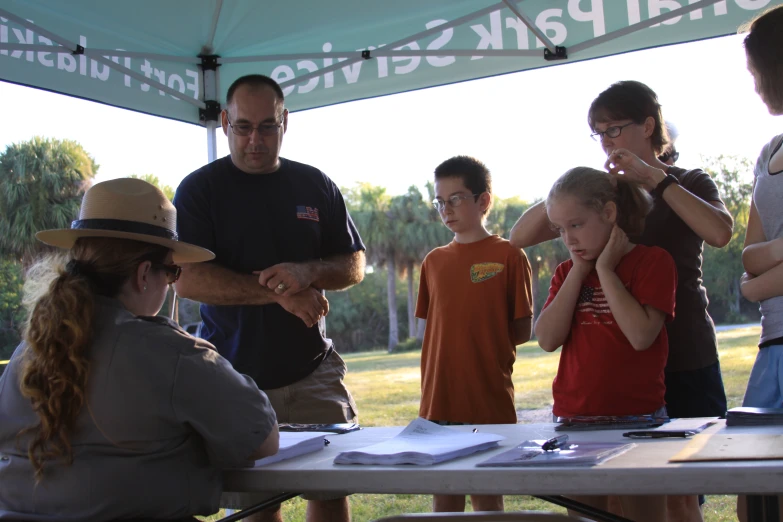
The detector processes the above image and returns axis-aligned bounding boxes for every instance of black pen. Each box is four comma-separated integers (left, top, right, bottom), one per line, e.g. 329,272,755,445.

542,434,569,451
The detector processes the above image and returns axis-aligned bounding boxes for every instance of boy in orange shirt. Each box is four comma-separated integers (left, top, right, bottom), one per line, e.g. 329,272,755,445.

415,156,534,513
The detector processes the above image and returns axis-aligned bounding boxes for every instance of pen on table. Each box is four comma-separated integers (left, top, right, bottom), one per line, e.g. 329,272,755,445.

541,434,569,451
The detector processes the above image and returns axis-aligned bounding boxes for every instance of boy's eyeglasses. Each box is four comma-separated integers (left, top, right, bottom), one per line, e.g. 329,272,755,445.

432,194,480,211
153,263,182,284
590,122,636,141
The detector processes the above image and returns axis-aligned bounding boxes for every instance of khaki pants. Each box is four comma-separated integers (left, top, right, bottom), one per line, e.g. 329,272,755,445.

264,351,357,501
264,351,358,424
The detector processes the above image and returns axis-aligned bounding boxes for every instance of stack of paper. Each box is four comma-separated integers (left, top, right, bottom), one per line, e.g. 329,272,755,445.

726,407,783,426
477,440,636,467
334,418,504,465
255,431,329,467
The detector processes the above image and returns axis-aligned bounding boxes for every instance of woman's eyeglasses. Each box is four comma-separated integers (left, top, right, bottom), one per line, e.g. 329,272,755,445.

590,122,636,141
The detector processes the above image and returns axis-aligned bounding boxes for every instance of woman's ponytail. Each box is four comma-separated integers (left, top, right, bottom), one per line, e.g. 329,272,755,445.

19,255,95,481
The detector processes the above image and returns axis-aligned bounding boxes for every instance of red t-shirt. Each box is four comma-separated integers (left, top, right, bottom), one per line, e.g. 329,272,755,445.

416,235,534,424
543,245,677,418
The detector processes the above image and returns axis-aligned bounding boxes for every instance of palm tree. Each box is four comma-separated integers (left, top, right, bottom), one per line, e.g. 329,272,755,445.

488,197,571,321
129,174,175,201
409,181,452,341
0,256,25,359
352,184,400,352
390,187,431,340
0,137,97,269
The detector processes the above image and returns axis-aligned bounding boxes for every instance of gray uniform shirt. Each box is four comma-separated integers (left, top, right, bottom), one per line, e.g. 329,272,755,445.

753,133,783,345
0,297,277,521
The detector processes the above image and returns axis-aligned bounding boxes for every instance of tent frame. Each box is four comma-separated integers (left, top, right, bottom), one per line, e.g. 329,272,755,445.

0,0,723,163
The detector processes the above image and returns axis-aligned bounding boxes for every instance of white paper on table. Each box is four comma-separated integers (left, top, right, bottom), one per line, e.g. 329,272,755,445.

334,417,504,465
651,418,719,433
255,431,330,467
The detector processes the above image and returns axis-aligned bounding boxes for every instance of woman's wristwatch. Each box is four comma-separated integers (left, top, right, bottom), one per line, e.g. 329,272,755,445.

652,172,679,198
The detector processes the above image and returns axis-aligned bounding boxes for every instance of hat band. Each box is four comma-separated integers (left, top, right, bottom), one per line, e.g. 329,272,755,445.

71,219,179,241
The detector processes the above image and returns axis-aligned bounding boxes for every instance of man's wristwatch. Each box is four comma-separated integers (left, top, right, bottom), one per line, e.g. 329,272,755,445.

652,172,679,199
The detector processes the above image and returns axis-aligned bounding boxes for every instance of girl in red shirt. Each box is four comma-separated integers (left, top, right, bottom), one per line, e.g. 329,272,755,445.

536,166,677,522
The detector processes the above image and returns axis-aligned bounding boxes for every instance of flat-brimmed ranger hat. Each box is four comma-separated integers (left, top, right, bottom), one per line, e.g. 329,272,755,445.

36,178,215,263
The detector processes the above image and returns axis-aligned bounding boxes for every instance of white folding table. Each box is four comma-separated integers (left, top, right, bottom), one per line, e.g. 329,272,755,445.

221,420,783,521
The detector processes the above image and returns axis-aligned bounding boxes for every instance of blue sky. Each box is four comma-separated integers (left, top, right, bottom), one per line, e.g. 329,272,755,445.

0,33,779,202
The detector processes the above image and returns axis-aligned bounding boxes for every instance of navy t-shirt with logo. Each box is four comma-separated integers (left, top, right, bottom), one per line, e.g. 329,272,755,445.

174,156,365,389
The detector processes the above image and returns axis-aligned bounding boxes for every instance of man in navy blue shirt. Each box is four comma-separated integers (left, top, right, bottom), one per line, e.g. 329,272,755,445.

174,74,365,522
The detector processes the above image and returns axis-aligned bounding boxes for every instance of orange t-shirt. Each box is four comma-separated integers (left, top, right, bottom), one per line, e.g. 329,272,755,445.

415,235,533,424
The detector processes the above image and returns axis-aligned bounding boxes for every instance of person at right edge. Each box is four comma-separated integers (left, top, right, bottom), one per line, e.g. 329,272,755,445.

736,5,783,522
509,80,733,522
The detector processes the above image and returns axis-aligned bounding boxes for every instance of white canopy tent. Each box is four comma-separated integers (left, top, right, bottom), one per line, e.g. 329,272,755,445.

0,0,780,162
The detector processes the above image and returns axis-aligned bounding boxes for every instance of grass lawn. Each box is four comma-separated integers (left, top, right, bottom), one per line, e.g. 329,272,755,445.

209,326,762,522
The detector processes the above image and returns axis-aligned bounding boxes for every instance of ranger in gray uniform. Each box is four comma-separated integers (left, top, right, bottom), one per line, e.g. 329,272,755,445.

0,178,279,522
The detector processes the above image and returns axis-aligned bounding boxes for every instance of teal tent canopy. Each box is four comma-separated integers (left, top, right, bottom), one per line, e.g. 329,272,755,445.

1,0,780,157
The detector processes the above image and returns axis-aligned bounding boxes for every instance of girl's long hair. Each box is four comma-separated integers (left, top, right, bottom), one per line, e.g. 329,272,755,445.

18,237,169,481
546,167,652,236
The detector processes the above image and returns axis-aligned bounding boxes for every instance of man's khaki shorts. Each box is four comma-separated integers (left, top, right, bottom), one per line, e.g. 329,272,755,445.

264,351,358,501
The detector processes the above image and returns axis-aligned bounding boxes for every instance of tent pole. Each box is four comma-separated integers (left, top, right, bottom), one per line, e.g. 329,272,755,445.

206,0,225,53
200,57,220,163
206,122,218,163
220,48,542,63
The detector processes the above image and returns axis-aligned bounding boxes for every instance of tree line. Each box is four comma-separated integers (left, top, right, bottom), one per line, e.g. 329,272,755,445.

329,158,759,353
0,137,759,360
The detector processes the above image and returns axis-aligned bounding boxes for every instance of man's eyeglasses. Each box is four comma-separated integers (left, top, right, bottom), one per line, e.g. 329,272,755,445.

658,149,680,163
432,194,480,211
226,115,284,137
153,263,182,284
590,122,636,142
